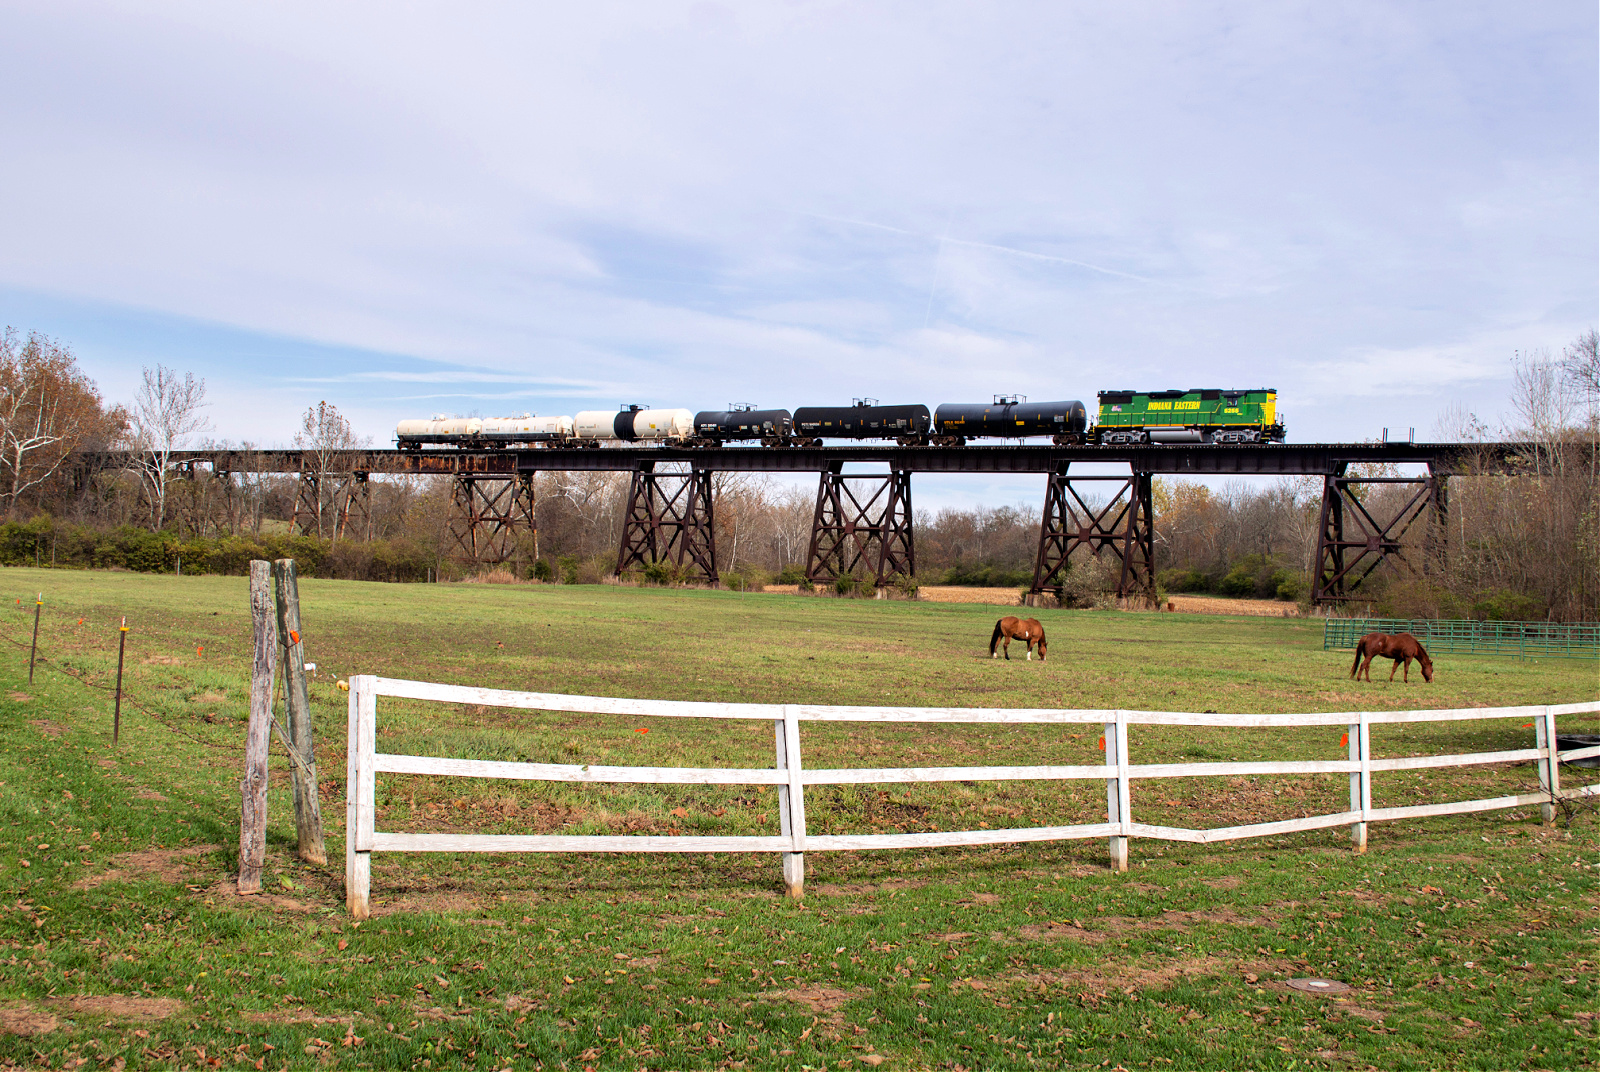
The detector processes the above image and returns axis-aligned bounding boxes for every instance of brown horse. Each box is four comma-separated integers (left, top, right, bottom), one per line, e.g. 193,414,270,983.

991,617,1047,661
1350,632,1433,682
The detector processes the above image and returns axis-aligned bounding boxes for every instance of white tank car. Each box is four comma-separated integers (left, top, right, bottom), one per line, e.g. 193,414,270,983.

478,414,574,440
396,416,483,439
573,406,695,441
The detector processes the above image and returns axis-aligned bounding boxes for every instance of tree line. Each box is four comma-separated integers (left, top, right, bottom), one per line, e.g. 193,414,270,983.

3,325,1595,620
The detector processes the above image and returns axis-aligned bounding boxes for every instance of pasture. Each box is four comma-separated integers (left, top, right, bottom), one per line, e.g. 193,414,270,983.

0,568,1596,1070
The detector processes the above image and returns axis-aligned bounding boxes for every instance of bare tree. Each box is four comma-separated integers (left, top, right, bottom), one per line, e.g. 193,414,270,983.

1561,328,1600,414
0,328,114,518
129,365,210,531
293,401,368,538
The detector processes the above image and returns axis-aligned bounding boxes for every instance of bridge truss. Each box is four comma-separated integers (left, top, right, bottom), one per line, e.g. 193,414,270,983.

79,442,1523,605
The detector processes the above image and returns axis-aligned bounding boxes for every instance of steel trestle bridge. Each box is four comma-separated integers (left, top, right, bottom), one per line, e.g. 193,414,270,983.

77,441,1531,606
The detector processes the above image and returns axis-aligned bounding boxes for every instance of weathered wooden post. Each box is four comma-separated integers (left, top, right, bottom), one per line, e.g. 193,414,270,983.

112,618,128,745
346,675,374,919
1105,711,1130,872
1534,706,1560,825
28,593,41,684
1348,712,1370,852
774,704,806,897
239,561,276,893
273,559,327,865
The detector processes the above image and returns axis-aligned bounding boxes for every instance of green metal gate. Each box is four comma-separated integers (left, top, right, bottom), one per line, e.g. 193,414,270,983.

1323,618,1600,659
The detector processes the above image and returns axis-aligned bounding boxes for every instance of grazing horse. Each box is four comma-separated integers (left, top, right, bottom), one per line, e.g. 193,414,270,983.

991,616,1047,661
1350,632,1434,683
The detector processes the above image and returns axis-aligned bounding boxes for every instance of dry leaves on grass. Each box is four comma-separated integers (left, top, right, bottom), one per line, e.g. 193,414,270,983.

74,846,215,890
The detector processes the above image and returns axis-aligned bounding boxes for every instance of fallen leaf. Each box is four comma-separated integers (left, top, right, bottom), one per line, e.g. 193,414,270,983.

860,1056,885,1066
671,807,688,818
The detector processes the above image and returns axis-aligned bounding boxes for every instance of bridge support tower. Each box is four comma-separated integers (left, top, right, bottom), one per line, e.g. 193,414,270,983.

804,464,915,587
446,473,536,565
1312,465,1448,605
614,464,718,583
1028,463,1156,606
293,469,374,541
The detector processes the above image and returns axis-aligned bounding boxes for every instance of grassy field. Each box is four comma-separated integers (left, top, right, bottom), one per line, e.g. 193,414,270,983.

0,568,1596,1070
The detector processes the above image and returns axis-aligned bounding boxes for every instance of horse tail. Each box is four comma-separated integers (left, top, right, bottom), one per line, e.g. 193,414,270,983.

1350,641,1364,678
990,619,1004,656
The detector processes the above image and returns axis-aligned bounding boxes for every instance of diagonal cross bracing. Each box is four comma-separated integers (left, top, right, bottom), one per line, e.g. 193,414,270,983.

614,466,718,583
804,467,915,586
1313,469,1446,603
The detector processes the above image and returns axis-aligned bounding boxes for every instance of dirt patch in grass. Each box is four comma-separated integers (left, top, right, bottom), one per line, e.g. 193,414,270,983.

141,654,182,666
10,692,35,704
1000,904,1278,945
204,881,320,913
56,994,184,1022
768,985,870,1016
243,1010,353,1026
980,953,1296,997
27,719,63,738
133,788,168,800
809,879,930,898
193,691,228,704
0,1002,57,1036
74,845,216,890
371,890,493,917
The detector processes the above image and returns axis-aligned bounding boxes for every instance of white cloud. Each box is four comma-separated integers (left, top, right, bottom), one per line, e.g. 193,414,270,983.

0,1,1591,474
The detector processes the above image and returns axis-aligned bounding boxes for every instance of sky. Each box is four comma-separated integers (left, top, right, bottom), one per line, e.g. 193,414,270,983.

0,1,1595,510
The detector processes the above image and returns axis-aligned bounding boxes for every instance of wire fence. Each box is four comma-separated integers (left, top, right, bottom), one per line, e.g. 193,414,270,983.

1323,618,1600,659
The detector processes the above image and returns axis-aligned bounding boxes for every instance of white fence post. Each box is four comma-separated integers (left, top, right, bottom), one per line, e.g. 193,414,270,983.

1348,713,1367,852
774,704,807,897
1535,705,1560,825
345,675,375,919
1105,711,1130,872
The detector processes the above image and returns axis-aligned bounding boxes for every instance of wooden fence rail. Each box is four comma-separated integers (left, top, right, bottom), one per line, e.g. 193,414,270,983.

343,676,1600,918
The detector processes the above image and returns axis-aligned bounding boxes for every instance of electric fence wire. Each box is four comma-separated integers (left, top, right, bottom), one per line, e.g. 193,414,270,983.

0,625,307,764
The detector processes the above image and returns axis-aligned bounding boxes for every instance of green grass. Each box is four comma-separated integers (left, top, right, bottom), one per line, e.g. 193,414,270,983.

0,569,1596,1070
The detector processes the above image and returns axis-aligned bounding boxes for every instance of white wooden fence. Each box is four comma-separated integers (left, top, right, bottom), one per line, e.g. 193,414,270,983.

343,675,1600,918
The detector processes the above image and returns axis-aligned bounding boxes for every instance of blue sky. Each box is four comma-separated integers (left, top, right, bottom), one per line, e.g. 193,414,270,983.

0,2,1594,508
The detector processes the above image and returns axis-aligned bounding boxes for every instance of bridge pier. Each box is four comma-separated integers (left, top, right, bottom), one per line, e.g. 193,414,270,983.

446,473,536,565
1312,464,1448,604
1028,463,1156,606
804,464,915,587
614,464,718,583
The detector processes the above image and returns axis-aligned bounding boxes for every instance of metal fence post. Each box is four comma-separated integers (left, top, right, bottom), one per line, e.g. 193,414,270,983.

774,704,806,897
346,675,375,919
1105,711,1130,872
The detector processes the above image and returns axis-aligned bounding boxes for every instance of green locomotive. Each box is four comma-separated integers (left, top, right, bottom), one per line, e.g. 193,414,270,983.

1091,388,1283,445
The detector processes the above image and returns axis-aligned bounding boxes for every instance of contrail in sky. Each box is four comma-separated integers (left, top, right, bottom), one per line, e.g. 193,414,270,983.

804,212,1151,283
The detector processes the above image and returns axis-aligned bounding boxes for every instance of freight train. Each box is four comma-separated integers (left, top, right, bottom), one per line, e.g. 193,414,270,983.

395,390,1283,449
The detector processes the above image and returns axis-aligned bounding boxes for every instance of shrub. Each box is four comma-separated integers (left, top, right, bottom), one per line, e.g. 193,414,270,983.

935,563,1032,588
1471,588,1546,622
532,559,553,582
1059,555,1120,609
774,564,807,586
1157,567,1208,593
1272,570,1307,602
832,574,859,596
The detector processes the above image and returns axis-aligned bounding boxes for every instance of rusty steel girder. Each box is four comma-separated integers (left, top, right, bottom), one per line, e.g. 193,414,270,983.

804,465,915,586
446,474,536,564
1030,463,1156,605
614,465,717,583
1312,467,1448,604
